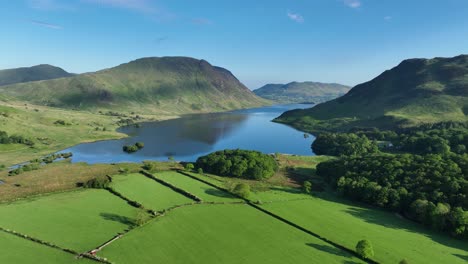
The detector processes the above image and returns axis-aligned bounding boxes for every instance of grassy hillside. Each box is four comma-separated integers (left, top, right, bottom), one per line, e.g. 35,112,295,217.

254,82,350,104
0,64,73,86
275,55,468,132
0,57,269,115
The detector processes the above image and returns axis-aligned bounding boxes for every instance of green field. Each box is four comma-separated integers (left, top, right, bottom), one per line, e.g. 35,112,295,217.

0,189,138,252
110,173,193,210
99,204,364,264
0,231,96,264
261,195,468,264
153,171,241,202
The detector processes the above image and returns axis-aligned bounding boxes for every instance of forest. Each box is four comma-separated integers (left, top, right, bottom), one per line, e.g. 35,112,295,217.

314,125,468,238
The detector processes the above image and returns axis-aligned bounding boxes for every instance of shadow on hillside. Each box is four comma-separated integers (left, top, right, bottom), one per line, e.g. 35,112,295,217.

205,188,234,198
328,199,468,254
100,213,135,226
453,254,468,261
306,243,351,258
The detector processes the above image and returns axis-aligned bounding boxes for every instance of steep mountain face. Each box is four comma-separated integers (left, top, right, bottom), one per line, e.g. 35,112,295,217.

275,55,468,131
254,82,350,104
0,57,269,114
0,64,74,86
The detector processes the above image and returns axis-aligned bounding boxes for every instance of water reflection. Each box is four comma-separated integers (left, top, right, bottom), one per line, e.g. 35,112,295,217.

61,104,315,163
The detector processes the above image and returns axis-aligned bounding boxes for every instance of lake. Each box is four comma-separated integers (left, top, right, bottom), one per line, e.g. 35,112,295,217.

61,104,316,164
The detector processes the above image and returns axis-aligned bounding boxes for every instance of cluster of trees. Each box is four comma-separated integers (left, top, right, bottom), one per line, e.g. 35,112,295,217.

317,153,468,238
83,175,112,189
0,131,34,146
196,149,278,180
8,152,73,176
395,128,468,155
347,126,468,156
123,142,144,153
9,163,40,176
312,133,379,156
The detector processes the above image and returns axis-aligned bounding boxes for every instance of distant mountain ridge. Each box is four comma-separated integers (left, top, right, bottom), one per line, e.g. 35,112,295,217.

253,81,350,104
0,64,73,86
275,55,468,132
0,57,269,114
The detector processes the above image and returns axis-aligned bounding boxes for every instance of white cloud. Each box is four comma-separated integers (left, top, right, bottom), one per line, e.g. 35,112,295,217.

30,20,63,29
287,11,304,23
343,0,361,9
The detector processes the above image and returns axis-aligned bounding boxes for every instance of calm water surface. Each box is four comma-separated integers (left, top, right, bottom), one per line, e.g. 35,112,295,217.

61,104,316,163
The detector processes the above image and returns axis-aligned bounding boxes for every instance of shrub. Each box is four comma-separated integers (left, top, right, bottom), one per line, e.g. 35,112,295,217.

135,142,144,149
356,239,374,259
142,162,154,171
197,168,203,174
185,163,195,171
303,181,312,193
232,183,251,199
84,175,111,189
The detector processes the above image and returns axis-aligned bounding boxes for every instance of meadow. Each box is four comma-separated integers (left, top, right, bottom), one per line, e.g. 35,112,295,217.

0,189,138,252
110,173,193,211
152,171,241,202
98,204,364,264
0,159,465,263
261,194,468,264
0,231,96,264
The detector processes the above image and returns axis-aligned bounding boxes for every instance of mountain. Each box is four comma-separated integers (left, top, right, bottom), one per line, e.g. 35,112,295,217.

275,55,468,132
0,57,269,114
253,82,350,104
0,64,74,86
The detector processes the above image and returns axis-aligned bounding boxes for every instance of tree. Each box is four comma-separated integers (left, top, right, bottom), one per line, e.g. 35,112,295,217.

135,142,144,149
142,162,154,171
356,239,374,259
134,209,150,226
185,163,195,171
303,181,312,193
232,183,250,199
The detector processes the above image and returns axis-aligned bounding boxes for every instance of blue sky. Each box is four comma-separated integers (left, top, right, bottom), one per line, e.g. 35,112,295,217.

1,0,468,89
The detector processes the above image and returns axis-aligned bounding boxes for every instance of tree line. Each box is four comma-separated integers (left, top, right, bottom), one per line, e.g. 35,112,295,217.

0,130,34,146
313,126,468,238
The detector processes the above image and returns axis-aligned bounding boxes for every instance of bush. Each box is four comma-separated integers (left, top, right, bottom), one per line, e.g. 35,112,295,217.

303,181,312,193
54,120,71,126
123,145,139,153
123,142,145,153
84,175,111,189
197,168,203,174
196,149,278,180
356,239,374,259
142,162,154,171
185,163,194,171
232,183,251,199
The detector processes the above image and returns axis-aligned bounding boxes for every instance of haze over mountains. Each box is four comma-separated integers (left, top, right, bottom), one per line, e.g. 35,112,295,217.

0,64,74,86
276,55,468,131
254,82,350,104
0,57,268,114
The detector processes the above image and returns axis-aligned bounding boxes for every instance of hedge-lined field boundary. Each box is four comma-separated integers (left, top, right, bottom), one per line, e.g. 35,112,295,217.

139,171,202,202
0,227,110,263
176,170,379,264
